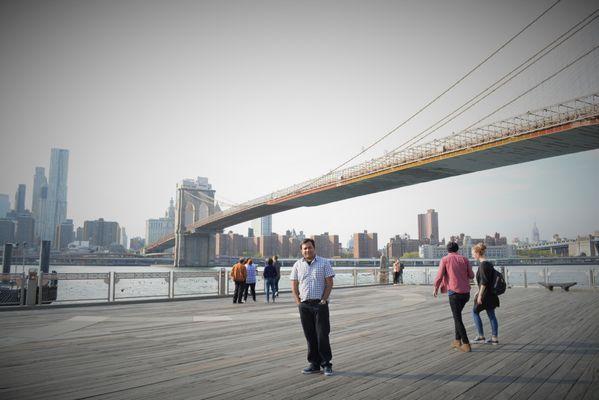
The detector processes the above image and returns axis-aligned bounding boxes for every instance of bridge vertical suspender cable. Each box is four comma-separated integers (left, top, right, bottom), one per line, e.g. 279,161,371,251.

289,0,563,194
386,8,599,155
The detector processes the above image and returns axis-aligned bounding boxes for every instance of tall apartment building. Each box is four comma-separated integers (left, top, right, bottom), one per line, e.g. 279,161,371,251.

14,184,26,213
311,232,340,259
55,219,75,251
418,209,439,245
0,219,15,245
83,218,120,248
353,230,378,258
386,234,420,259
31,167,48,239
0,194,9,218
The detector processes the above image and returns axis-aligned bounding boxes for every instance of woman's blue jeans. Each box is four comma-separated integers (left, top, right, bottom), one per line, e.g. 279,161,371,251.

472,306,498,337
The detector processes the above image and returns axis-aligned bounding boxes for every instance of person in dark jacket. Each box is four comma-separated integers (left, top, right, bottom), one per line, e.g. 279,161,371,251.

263,257,277,303
471,243,500,345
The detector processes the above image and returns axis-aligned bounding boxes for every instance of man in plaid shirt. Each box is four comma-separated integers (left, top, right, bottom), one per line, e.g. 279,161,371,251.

291,238,335,376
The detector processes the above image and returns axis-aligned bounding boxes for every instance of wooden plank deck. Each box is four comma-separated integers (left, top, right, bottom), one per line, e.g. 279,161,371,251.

0,285,598,400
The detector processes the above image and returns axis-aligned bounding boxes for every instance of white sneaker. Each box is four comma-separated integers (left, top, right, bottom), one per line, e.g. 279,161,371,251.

471,336,486,344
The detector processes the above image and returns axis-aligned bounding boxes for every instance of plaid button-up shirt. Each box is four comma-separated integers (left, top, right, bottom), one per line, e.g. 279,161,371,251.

290,256,335,302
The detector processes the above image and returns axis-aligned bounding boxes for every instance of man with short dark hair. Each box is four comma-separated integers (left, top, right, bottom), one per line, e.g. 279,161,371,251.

291,238,335,376
433,241,474,352
230,257,247,304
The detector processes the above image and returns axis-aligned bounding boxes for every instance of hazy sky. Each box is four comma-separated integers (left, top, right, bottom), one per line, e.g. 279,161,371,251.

1,0,598,246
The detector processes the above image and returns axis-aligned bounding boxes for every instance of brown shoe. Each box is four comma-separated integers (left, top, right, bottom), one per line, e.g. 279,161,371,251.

459,343,471,352
452,340,461,349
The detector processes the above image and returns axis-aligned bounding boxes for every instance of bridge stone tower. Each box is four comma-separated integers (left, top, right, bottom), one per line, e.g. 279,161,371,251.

174,177,217,267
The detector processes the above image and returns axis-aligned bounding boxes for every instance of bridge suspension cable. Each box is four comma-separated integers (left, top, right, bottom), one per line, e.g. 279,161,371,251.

182,189,238,209
460,45,599,133
386,7,599,155
289,0,563,194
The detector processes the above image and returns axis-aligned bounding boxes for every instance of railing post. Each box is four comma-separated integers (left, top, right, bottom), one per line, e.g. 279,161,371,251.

353,266,357,286
20,272,26,305
589,268,593,289
219,268,226,296
111,272,116,302
37,272,43,305
169,270,174,299
524,269,527,288
107,272,111,302
545,267,549,286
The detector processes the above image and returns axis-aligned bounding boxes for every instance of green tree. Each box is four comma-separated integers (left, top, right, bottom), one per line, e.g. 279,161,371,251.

401,251,420,259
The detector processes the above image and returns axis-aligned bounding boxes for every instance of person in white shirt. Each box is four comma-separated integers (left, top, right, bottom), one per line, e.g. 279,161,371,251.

290,238,335,376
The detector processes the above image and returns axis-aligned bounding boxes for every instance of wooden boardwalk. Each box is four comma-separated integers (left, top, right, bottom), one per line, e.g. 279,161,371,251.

0,285,598,400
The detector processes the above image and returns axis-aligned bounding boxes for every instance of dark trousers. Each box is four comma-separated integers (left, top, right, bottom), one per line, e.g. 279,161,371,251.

275,277,280,293
449,292,470,344
243,283,256,301
233,281,245,303
393,272,400,284
299,301,332,367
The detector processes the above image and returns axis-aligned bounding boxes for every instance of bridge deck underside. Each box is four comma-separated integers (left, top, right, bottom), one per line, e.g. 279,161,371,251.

286,123,599,207
150,123,598,252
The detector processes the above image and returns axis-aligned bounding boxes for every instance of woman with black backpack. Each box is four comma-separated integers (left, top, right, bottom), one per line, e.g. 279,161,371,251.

471,243,500,345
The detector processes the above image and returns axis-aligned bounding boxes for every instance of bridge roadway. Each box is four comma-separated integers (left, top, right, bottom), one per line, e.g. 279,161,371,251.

147,95,599,253
0,285,598,399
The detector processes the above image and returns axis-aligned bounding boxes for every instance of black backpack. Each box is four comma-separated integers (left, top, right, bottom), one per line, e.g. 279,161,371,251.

492,269,507,295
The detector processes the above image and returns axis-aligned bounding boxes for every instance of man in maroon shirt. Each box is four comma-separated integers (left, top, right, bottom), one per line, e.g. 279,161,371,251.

433,242,474,352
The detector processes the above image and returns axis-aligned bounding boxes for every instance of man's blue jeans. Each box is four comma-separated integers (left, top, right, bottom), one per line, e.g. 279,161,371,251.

265,278,276,302
472,306,498,337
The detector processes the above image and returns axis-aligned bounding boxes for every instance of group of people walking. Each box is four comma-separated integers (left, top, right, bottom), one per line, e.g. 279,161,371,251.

228,238,500,378
433,241,500,352
230,256,281,303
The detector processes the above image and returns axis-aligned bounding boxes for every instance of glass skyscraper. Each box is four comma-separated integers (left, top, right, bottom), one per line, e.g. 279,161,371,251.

41,148,69,241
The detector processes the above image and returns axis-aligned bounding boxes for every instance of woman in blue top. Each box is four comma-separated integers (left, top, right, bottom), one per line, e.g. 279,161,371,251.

243,258,257,302
263,257,277,303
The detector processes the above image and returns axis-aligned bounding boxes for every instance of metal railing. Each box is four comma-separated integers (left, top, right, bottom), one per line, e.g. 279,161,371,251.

1,264,597,307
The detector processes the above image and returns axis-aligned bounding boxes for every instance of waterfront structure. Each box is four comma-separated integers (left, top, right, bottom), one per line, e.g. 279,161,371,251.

83,218,120,248
55,219,75,251
0,219,15,245
14,184,26,213
353,230,378,258
40,148,69,241
311,232,340,258
251,215,272,237
146,198,176,246
0,194,9,218
418,209,439,245
386,234,420,259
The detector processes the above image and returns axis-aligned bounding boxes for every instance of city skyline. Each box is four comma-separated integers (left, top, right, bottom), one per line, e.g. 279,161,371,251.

1,0,598,246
